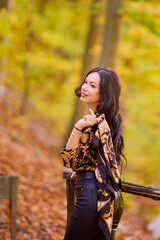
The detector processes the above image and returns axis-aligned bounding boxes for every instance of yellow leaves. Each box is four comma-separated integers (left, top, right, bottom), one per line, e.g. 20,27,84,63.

89,44,102,56
0,9,11,36
130,24,146,38
10,116,28,128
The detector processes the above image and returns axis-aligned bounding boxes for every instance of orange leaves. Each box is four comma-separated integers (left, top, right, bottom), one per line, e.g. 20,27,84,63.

0,104,66,239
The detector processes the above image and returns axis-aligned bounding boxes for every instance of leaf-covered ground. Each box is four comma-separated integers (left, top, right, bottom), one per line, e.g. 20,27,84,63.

0,104,155,240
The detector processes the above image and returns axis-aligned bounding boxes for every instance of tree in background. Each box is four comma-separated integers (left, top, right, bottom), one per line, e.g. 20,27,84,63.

19,1,34,115
65,0,124,142
100,0,123,67
0,0,14,101
65,0,106,141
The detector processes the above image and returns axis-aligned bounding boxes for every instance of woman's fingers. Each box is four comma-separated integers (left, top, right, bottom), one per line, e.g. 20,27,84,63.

71,171,76,178
84,114,91,121
89,108,97,124
89,108,95,117
83,115,88,121
83,111,97,125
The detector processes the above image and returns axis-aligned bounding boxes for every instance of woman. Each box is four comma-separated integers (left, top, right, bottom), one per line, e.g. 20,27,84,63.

61,67,126,240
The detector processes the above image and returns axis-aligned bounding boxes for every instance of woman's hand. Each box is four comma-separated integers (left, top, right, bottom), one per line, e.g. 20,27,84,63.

65,108,97,150
71,171,76,178
75,108,97,130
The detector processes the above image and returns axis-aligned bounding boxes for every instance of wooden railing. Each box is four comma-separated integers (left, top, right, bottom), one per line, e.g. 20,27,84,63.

63,168,160,224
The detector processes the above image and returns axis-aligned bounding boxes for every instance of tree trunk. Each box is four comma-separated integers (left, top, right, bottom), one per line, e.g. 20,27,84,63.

64,0,107,144
0,0,14,101
63,0,123,144
19,59,31,115
81,0,107,80
0,0,14,10
35,0,50,12
99,0,123,68
19,1,33,115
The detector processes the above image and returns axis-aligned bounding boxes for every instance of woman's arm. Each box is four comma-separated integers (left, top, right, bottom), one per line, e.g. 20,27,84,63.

61,108,97,169
61,124,83,169
65,127,82,150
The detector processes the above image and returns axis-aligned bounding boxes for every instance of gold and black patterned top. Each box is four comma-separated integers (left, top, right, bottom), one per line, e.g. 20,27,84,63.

60,124,97,172
61,114,121,240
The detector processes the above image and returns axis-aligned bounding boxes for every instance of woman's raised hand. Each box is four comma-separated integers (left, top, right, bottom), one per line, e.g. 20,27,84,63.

75,108,97,130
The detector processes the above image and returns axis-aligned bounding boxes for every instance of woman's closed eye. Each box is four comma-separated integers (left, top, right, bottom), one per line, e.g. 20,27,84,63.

83,80,96,88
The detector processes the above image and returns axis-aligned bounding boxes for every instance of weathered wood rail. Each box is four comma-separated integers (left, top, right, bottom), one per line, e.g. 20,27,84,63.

63,168,160,224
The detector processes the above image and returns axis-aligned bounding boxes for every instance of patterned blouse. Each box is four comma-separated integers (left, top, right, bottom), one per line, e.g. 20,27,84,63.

61,124,97,172
60,114,121,240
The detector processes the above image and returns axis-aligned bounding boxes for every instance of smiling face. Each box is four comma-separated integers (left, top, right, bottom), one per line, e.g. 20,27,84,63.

80,72,100,109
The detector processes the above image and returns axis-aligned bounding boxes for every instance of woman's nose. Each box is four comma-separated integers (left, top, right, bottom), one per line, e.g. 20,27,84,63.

82,84,88,91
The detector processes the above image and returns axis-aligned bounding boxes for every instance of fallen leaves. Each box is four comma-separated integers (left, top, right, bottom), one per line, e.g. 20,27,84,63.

0,106,66,240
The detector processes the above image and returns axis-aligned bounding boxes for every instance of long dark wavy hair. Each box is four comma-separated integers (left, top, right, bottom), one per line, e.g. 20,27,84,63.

75,67,127,168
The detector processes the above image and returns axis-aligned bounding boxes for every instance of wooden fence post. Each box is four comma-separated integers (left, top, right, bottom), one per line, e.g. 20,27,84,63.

0,174,18,240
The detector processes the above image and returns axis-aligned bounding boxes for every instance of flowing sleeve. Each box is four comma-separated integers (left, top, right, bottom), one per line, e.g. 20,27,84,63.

60,146,80,168
60,126,96,170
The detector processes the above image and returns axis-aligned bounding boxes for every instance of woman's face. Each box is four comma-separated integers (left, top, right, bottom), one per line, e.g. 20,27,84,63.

80,72,100,107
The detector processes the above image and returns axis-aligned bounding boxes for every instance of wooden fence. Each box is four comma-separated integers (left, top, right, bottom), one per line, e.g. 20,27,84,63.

63,168,160,224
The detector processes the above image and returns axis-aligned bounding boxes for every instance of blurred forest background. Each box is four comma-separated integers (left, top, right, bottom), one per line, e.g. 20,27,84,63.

0,0,160,239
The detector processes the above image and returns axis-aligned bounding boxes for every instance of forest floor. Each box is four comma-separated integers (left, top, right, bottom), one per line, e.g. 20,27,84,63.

0,103,156,240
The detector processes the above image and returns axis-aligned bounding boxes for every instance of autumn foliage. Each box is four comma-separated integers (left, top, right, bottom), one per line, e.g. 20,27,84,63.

0,103,66,239
0,1,160,239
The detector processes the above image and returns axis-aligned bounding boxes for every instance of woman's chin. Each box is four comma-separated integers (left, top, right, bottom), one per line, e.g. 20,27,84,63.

80,96,87,103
